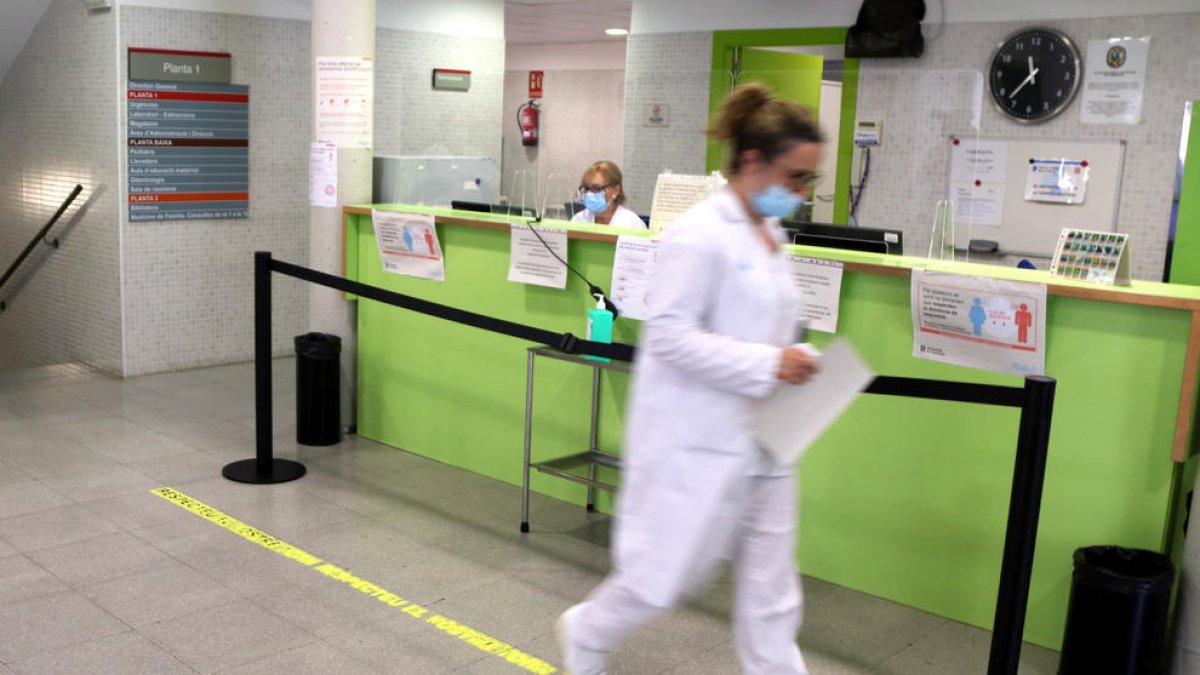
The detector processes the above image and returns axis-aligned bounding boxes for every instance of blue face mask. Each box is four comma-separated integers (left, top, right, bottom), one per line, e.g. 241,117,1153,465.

750,183,804,219
583,191,610,214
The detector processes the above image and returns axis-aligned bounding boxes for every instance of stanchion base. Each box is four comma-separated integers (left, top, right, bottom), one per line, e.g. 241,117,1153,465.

222,458,307,484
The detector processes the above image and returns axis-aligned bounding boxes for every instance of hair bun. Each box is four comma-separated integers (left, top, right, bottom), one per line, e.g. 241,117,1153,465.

709,82,774,141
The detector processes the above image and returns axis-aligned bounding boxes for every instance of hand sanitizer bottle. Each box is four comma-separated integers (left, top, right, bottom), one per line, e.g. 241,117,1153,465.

586,293,613,362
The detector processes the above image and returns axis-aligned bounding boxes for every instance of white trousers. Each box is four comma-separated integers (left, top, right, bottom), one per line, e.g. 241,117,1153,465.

573,471,808,675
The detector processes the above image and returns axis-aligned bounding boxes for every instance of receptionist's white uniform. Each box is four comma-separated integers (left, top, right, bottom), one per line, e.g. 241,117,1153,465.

570,204,647,229
572,186,809,674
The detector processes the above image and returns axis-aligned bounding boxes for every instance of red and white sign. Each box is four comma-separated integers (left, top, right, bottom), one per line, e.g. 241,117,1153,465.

528,71,544,99
911,270,1046,376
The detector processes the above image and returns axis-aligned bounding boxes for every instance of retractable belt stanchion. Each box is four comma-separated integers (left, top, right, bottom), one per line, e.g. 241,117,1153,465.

988,376,1056,675
222,252,307,484
227,251,1058,672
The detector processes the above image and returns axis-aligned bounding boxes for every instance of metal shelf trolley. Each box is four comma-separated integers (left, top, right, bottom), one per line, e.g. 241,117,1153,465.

520,346,630,532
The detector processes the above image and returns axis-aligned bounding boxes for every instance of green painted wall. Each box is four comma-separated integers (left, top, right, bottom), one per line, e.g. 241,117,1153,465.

708,28,860,224
1170,104,1200,285
349,208,1197,649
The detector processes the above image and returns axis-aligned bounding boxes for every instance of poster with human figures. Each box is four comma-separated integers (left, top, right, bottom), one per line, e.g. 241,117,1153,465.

371,210,445,281
911,270,1046,376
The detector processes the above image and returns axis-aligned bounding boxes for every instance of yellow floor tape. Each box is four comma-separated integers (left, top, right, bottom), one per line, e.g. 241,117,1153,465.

152,487,560,674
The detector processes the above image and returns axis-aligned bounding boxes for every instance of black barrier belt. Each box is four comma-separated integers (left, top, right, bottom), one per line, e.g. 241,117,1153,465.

865,375,1025,407
270,259,636,362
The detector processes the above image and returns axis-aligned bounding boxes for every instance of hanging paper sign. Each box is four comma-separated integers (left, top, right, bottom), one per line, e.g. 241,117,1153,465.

911,270,1047,376
508,224,568,289
610,236,661,321
308,142,337,207
371,211,445,281
785,256,844,334
316,56,374,149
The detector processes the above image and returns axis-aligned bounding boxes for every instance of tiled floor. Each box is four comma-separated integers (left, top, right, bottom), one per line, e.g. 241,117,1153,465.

0,360,1061,674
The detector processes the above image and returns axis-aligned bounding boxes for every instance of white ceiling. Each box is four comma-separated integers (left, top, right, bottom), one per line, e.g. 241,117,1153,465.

0,0,630,83
505,0,631,45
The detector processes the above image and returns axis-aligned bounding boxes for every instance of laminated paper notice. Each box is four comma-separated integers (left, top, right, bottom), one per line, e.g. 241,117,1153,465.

316,56,374,149
508,224,568,289
1081,37,1150,125
309,142,337,207
911,270,1046,376
785,256,843,334
610,236,661,321
371,210,445,281
649,173,721,234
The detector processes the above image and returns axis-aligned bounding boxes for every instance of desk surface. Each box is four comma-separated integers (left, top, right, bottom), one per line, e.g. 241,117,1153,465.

346,204,1200,311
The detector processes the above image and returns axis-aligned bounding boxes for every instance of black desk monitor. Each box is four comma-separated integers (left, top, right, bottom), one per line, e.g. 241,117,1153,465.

785,221,903,255
450,200,492,213
450,200,536,218
491,203,537,218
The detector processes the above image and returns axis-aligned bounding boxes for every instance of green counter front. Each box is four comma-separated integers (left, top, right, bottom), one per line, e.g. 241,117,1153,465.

345,205,1200,650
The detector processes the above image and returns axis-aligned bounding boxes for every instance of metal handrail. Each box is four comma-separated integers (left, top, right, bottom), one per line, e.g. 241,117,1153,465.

0,184,84,311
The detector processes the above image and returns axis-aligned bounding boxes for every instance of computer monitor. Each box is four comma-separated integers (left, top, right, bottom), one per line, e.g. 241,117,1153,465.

450,200,492,214
490,203,537,218
784,221,904,255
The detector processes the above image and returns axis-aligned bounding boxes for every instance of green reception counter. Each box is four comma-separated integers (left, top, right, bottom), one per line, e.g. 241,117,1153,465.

344,204,1200,650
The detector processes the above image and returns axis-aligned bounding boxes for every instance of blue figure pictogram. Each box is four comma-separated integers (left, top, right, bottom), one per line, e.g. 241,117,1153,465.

969,297,986,336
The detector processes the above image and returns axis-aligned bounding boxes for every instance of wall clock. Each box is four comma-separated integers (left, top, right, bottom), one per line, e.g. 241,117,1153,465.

989,27,1082,123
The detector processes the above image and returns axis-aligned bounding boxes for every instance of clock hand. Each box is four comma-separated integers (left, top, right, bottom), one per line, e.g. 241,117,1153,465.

1009,67,1041,98
1028,56,1036,84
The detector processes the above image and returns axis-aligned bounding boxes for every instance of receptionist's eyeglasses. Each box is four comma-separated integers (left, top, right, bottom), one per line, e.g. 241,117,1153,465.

579,183,613,195
786,172,822,191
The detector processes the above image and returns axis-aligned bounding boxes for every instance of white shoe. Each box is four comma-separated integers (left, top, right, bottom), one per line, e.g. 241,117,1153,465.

556,603,608,675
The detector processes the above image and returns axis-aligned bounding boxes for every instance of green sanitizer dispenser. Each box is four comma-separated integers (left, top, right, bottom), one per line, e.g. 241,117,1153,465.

586,293,613,362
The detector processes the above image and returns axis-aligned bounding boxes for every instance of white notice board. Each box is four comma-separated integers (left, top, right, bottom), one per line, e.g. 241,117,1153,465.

947,136,1125,257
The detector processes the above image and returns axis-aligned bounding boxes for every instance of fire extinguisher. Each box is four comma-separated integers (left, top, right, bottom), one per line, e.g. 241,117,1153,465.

517,100,539,147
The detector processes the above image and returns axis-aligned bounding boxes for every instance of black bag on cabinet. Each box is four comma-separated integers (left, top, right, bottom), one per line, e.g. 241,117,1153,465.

845,0,926,58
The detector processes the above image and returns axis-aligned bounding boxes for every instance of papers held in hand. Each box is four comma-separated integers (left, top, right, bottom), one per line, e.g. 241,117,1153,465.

751,339,875,465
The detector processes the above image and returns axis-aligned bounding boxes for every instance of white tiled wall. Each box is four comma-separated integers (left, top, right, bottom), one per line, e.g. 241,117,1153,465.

855,14,1200,279
501,69,626,214
375,29,504,160
0,0,122,374
119,5,310,376
621,15,1200,280
120,10,505,376
620,31,714,215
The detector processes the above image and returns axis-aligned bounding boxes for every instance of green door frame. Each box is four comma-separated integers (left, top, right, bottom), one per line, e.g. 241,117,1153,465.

1169,102,1200,285
709,28,859,224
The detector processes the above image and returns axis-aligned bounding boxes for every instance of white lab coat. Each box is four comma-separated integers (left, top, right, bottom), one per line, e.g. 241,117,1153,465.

573,186,808,674
571,204,648,229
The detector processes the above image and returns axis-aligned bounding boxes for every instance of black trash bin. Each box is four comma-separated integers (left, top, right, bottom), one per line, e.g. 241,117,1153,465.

294,332,341,446
1059,546,1175,675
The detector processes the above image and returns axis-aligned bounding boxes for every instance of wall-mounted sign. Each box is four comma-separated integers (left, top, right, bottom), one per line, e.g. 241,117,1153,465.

644,103,670,128
1080,36,1150,125
127,80,249,221
432,68,471,92
129,47,231,84
528,70,543,99
317,56,374,149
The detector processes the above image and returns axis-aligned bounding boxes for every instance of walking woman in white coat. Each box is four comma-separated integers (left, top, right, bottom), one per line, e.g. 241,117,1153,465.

557,82,824,675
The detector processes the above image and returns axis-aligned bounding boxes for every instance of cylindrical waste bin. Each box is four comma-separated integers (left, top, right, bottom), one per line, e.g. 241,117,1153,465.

1059,546,1174,675
294,332,341,446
